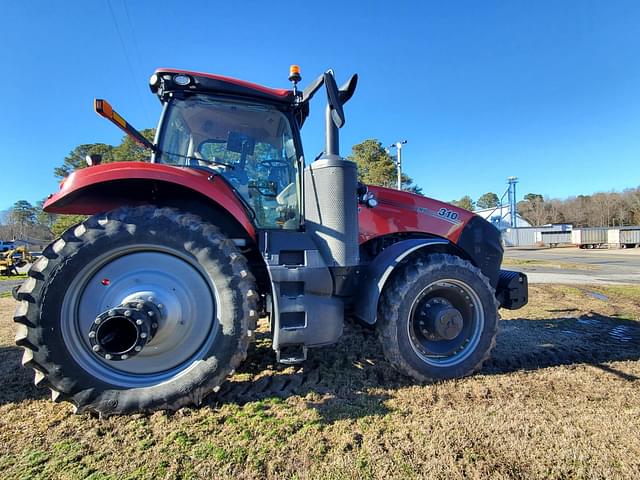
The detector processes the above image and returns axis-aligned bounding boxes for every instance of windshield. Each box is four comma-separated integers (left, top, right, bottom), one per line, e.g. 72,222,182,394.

156,95,301,229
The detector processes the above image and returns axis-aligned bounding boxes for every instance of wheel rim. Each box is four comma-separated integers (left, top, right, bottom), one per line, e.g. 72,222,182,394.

407,278,484,367
61,245,219,387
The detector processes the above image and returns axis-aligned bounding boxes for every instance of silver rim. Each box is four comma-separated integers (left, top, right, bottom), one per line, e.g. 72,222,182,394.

61,245,219,387
407,278,485,367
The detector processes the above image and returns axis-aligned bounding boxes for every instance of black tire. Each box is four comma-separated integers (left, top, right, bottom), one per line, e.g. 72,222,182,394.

14,206,258,415
377,254,499,382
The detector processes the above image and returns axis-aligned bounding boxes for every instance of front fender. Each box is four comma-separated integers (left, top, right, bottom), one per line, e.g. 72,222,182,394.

45,162,256,239
353,238,449,325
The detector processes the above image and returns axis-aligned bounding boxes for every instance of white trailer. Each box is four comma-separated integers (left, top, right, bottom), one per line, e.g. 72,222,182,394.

535,231,572,247
571,228,608,249
607,227,640,248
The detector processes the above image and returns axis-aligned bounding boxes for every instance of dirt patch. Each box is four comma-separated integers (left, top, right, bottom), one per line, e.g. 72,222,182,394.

1,286,640,479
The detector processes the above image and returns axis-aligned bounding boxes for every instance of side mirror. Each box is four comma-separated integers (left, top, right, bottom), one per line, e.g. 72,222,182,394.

324,71,345,128
338,74,358,105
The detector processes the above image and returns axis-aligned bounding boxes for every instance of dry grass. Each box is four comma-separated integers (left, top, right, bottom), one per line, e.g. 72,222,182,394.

1,285,640,479
501,257,596,271
0,274,26,282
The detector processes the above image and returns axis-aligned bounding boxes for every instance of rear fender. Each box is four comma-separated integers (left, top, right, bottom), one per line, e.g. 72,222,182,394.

353,238,449,325
44,162,256,239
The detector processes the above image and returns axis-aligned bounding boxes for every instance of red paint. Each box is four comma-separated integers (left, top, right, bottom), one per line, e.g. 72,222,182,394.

101,278,110,286
44,162,257,239
156,68,291,99
358,185,474,244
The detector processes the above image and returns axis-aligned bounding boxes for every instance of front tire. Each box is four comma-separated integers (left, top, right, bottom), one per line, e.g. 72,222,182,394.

378,254,499,382
14,206,258,415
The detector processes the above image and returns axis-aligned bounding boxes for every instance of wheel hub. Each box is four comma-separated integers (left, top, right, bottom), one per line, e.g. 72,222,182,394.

425,302,464,340
408,279,485,367
89,300,160,361
63,249,218,386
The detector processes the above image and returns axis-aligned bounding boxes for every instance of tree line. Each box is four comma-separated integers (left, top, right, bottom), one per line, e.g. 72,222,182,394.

516,189,640,227
449,188,640,227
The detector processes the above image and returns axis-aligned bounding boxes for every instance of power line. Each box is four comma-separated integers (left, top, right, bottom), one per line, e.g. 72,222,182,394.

106,0,153,126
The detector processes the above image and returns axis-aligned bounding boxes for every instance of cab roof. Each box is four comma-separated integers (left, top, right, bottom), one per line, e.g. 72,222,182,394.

150,68,296,104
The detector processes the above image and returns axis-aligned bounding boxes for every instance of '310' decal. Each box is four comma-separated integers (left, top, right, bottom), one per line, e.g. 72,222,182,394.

437,208,459,221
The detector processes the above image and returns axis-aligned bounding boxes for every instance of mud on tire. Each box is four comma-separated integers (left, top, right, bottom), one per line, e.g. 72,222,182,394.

13,206,258,415
377,253,499,382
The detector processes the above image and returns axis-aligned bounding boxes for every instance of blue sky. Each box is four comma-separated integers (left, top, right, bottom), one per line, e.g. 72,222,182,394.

1,0,639,211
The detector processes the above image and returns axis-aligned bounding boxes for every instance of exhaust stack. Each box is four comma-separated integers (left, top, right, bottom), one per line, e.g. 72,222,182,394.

304,70,360,267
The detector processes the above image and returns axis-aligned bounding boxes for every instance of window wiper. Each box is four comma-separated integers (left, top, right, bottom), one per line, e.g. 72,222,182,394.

161,150,236,169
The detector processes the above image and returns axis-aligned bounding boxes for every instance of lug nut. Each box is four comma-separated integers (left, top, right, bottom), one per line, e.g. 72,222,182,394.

124,310,131,317
94,318,101,325
137,302,144,309
140,332,147,339
121,354,128,360
105,354,112,360
157,304,164,309
136,319,143,325
108,310,116,316
152,323,158,329
92,345,100,352
135,346,142,352
88,331,96,338
147,311,154,317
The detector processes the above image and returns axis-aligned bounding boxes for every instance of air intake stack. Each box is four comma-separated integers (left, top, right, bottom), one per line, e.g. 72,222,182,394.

303,71,359,267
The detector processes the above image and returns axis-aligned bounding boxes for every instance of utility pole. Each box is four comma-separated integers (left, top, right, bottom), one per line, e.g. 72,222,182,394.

388,140,407,190
507,176,518,228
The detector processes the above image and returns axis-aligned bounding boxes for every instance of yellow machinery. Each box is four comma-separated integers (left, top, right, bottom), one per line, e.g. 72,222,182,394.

0,246,34,276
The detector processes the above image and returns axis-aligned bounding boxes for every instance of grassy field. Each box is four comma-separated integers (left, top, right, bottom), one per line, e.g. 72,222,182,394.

0,274,27,282
500,257,596,271
1,284,639,479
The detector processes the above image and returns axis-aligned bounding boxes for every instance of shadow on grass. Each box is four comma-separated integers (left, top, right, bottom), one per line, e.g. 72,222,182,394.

0,345,48,405
206,321,398,423
2,312,639,420
207,312,640,421
485,312,640,379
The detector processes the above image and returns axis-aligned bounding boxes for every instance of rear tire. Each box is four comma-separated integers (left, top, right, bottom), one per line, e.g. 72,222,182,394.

14,206,258,415
377,254,499,382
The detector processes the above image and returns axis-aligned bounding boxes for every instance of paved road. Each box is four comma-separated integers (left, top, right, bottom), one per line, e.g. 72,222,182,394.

505,247,640,284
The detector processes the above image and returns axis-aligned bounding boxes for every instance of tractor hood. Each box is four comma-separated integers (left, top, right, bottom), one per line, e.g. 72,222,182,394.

358,185,476,244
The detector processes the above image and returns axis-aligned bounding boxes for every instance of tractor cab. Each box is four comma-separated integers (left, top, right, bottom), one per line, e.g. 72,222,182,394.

148,69,305,230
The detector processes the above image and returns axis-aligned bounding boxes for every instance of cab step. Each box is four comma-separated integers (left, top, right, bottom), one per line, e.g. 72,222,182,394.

277,345,307,364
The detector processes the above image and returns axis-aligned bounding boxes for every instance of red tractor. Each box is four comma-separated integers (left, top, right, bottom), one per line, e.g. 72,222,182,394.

14,66,527,415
